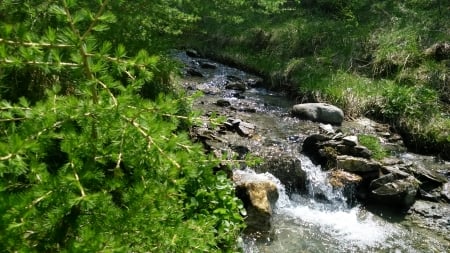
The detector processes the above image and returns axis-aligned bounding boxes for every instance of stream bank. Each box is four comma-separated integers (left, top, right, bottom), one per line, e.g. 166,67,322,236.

176,50,450,252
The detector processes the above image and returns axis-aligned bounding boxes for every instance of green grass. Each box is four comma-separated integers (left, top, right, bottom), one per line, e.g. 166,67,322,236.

358,134,388,160
182,0,450,159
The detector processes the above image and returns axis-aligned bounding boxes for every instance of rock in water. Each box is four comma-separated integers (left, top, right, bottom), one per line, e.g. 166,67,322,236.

292,103,344,125
370,175,420,208
233,170,279,232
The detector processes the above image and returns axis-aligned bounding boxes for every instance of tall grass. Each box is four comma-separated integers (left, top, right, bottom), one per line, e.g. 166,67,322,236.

183,0,450,159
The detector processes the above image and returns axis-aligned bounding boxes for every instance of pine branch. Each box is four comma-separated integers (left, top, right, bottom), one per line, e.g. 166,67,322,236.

63,0,98,104
27,191,53,209
0,117,25,122
0,38,73,48
0,154,12,160
122,115,181,169
81,0,110,40
70,161,86,197
0,58,79,67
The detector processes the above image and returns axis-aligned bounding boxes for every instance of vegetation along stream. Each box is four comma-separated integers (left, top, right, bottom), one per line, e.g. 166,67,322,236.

176,50,450,253
1,1,448,252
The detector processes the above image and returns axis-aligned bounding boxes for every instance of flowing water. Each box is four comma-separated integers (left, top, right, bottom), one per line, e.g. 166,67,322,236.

242,155,448,253
175,51,450,253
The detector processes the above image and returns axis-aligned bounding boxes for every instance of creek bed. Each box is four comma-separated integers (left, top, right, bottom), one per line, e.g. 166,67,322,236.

175,51,450,253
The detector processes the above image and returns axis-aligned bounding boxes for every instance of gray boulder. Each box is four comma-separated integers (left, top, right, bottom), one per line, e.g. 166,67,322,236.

292,103,344,125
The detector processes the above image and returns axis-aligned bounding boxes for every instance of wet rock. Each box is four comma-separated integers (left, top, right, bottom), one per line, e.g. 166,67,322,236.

292,103,344,125
229,119,255,137
352,145,372,159
370,172,409,190
216,99,231,107
370,175,420,208
402,164,448,185
225,81,247,91
329,169,362,188
186,49,200,58
302,134,333,165
337,155,383,174
381,157,403,166
186,67,204,77
234,170,279,232
408,200,450,241
319,123,335,135
442,182,450,202
380,165,411,178
199,60,217,69
236,121,255,137
231,145,250,160
226,75,243,82
245,77,264,87
255,155,307,194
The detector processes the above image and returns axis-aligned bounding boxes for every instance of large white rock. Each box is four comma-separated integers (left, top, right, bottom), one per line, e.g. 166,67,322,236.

292,103,344,125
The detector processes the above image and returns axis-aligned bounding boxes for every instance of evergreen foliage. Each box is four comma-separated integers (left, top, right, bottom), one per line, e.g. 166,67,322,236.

0,1,244,251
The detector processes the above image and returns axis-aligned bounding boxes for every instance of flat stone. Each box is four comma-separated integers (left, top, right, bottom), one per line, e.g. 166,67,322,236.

337,155,383,173
319,123,335,135
329,169,362,188
343,136,358,147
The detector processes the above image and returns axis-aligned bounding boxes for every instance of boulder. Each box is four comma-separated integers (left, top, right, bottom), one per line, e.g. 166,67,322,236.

233,170,279,232
292,103,344,125
370,175,420,208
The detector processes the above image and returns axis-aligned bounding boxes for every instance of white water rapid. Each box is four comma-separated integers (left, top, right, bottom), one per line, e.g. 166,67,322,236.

243,155,448,253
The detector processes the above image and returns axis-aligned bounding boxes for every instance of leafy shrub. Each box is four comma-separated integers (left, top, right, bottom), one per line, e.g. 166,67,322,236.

0,1,244,252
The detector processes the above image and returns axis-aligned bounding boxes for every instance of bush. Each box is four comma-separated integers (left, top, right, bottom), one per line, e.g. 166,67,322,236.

0,1,244,251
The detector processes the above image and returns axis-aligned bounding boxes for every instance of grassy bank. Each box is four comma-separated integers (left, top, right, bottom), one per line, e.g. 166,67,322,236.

182,1,450,160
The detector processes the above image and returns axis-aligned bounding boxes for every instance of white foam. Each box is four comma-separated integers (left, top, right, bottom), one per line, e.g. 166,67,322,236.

279,204,399,248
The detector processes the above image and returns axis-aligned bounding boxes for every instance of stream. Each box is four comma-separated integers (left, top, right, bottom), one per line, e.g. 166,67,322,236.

175,51,450,253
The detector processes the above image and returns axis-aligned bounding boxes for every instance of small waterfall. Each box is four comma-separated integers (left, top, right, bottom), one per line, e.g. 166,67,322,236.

299,155,348,210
